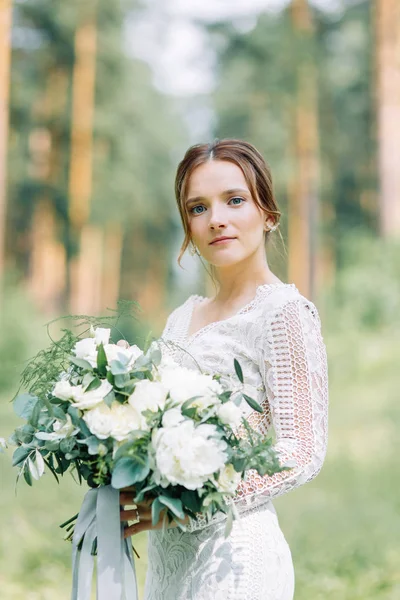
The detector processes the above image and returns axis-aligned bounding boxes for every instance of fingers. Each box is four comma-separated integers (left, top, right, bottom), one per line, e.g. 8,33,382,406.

120,507,151,521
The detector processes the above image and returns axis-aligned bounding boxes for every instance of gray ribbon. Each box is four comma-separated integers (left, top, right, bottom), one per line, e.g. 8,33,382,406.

71,486,138,600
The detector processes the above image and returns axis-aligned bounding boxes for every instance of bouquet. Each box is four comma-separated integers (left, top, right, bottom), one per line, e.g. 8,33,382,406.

7,307,289,600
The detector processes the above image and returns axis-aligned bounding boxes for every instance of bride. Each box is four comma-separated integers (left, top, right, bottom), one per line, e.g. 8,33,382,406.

120,138,329,599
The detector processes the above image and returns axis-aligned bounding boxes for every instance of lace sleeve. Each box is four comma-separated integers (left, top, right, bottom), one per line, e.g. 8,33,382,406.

186,297,329,532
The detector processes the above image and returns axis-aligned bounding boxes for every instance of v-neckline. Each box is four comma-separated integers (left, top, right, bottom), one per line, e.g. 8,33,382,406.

184,282,293,344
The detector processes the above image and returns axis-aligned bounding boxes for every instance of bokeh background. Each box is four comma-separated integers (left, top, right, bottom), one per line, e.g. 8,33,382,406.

1,0,399,598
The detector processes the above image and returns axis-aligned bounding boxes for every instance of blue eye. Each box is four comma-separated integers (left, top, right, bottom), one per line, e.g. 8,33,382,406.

190,205,206,215
229,197,244,205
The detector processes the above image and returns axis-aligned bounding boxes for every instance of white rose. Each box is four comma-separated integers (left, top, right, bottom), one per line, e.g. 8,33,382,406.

70,379,113,410
215,464,241,494
218,401,243,428
128,380,167,428
83,401,142,441
160,366,223,406
94,327,111,346
152,420,228,490
73,337,98,367
104,343,143,370
162,408,185,428
52,380,75,401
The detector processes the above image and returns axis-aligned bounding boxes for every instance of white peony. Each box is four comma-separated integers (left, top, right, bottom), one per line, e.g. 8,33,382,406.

83,401,141,441
52,380,75,401
160,366,223,408
214,464,241,494
94,327,111,346
152,420,228,490
73,337,98,367
162,408,185,428
128,380,167,429
70,379,113,410
218,401,243,428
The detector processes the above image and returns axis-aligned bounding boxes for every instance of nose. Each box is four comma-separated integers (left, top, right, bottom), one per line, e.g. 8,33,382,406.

208,206,227,230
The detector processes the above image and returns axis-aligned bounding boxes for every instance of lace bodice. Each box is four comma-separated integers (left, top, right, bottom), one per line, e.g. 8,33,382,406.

160,283,329,532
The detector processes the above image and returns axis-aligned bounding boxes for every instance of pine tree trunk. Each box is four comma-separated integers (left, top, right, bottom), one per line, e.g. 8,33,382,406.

0,0,12,280
68,6,99,314
27,68,68,313
376,0,400,237
288,0,320,300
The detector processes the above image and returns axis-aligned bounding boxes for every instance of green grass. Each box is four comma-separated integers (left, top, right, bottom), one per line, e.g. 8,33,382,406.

0,287,399,599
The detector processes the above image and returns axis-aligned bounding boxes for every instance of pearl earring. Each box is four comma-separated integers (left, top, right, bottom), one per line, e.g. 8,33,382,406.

266,222,278,232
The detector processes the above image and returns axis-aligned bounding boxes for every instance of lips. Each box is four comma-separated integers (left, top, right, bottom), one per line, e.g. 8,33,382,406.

209,236,236,245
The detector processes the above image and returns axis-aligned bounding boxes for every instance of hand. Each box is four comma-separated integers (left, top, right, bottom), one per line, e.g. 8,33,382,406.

119,486,189,539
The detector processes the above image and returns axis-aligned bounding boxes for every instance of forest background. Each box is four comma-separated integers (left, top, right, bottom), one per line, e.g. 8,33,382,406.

0,0,399,598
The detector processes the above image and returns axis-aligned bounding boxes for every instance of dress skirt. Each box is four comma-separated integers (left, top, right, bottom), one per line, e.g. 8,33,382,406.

143,501,295,600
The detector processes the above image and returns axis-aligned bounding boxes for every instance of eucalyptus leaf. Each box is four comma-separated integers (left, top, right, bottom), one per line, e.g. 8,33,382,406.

13,394,38,420
111,456,150,489
103,389,115,408
151,497,164,526
181,490,202,513
69,356,93,371
12,446,31,466
110,360,128,375
158,495,185,520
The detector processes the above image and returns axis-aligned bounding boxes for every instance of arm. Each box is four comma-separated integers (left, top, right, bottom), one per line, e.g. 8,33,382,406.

187,297,329,532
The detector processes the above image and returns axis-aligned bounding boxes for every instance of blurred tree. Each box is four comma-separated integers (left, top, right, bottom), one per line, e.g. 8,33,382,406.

207,0,375,295
0,0,12,281
6,0,187,323
287,0,320,299
375,0,400,237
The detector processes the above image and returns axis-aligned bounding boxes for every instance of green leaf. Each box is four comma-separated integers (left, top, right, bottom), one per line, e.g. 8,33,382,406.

85,377,102,393
23,464,33,486
151,497,165,526
181,490,202,513
96,343,108,376
29,399,42,428
28,457,40,481
12,446,31,466
180,396,202,412
242,393,263,413
13,394,38,420
69,356,93,371
218,391,232,403
181,407,197,419
234,359,244,383
60,437,76,454
158,495,185,520
111,456,150,489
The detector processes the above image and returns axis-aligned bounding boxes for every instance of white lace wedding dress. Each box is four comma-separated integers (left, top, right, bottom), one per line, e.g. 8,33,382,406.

143,282,329,600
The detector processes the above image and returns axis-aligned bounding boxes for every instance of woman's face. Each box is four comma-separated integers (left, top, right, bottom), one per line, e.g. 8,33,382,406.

186,160,273,267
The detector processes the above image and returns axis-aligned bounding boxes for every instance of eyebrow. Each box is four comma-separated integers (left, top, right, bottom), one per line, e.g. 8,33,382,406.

186,188,250,206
